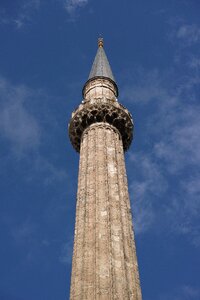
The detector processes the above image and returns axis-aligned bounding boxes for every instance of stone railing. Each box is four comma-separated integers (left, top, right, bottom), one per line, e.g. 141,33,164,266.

69,99,133,152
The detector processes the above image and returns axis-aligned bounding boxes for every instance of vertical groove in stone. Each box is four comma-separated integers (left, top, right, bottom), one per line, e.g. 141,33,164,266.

84,128,96,298
120,140,142,299
117,138,141,299
70,122,142,300
94,126,97,299
70,134,87,298
95,125,99,300
106,127,127,298
105,127,117,297
105,128,113,300
114,132,130,298
81,133,88,296
96,126,110,299
80,129,89,298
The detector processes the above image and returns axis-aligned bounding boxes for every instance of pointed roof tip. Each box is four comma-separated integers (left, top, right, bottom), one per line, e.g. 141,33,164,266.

82,38,119,97
88,37,116,83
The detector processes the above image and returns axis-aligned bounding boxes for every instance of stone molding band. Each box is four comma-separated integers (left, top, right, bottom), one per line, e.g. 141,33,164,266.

69,101,133,152
82,76,119,97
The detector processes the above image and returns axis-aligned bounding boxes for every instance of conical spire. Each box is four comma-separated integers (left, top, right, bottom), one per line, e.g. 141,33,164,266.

88,38,116,82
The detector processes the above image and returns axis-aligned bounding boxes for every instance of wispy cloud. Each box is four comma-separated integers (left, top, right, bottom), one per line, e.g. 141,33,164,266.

0,75,68,186
188,56,200,69
122,23,200,244
9,219,60,265
154,104,200,173
64,0,89,17
129,152,167,233
0,77,41,155
121,69,168,104
159,285,200,300
177,24,200,45
32,155,68,185
10,219,41,262
123,62,200,244
168,21,200,75
0,0,89,27
0,0,41,29
12,219,37,244
59,238,73,265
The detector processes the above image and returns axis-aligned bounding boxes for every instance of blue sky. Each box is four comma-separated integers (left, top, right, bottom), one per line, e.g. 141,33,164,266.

0,0,200,299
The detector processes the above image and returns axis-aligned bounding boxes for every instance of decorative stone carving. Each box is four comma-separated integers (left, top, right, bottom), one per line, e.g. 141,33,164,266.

69,100,133,152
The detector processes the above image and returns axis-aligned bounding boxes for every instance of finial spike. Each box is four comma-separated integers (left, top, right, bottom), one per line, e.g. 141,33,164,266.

98,37,104,48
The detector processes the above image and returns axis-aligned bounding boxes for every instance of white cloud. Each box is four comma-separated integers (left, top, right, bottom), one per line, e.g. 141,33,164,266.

0,77,41,155
64,0,89,15
188,56,200,69
0,0,89,26
123,66,200,244
0,0,41,29
0,76,68,186
33,154,68,185
121,69,168,104
128,152,167,233
59,238,73,265
184,177,200,196
15,0,41,28
12,220,37,244
160,285,200,300
177,24,200,45
154,104,200,173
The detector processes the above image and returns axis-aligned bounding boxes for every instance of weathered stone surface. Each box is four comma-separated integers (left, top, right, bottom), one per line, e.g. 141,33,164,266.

69,42,142,299
68,98,133,152
82,77,118,99
70,122,142,300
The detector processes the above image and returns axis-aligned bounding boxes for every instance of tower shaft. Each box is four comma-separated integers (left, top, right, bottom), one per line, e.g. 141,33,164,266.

70,123,141,299
69,39,142,299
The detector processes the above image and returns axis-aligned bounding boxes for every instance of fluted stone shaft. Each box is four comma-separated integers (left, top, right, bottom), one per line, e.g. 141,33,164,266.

70,122,142,300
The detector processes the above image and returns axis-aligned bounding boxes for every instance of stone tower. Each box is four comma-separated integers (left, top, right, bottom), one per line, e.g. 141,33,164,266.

69,38,142,300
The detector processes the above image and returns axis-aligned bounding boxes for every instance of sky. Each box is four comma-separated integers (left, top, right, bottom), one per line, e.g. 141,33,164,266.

0,0,200,299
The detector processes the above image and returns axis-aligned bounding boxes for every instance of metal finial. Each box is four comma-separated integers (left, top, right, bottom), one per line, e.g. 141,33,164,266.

98,37,104,48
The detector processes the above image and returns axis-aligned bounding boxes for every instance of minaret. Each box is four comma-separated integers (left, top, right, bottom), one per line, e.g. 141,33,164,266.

69,38,142,300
